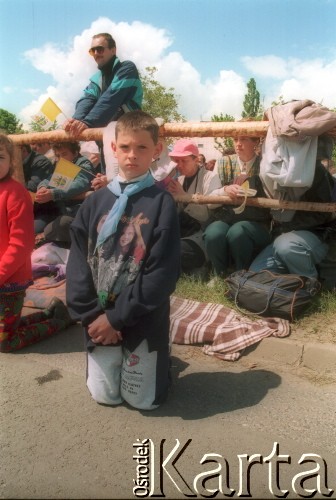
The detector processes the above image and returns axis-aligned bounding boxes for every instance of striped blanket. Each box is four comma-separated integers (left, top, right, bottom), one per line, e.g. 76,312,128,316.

170,295,290,361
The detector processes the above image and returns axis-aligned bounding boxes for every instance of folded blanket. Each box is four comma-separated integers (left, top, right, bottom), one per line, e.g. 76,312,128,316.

170,295,290,361
24,277,66,308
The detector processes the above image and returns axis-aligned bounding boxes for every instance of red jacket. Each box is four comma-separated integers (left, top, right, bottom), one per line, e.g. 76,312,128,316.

0,176,35,291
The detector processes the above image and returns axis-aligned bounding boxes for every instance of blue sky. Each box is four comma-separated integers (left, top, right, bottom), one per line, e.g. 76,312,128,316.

1,0,335,126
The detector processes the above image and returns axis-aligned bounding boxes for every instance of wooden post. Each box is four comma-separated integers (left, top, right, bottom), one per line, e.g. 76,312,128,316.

8,128,105,145
12,144,25,185
160,121,336,138
9,122,336,143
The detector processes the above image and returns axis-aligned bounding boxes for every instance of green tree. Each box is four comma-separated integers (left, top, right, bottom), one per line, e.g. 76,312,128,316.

0,108,24,134
140,67,185,123
211,112,235,156
242,78,263,119
29,114,58,132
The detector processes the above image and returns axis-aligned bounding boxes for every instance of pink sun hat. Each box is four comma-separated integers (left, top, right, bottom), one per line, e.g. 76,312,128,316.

169,139,199,158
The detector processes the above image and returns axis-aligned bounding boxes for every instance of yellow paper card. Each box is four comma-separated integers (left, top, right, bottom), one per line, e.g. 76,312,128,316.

48,158,81,191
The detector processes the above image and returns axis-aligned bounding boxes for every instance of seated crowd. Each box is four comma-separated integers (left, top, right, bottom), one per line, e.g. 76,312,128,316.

26,126,336,290
30,141,96,243
164,135,335,290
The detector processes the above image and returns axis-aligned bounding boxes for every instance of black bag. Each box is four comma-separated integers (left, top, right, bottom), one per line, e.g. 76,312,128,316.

225,270,321,321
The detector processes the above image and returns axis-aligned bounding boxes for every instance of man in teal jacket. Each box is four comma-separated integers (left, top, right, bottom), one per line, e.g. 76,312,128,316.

64,33,143,137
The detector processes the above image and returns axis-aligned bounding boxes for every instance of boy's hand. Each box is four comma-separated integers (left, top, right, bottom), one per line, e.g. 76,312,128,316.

88,314,122,345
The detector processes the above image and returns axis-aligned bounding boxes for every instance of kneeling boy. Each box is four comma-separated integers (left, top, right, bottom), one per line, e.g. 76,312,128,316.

66,111,180,410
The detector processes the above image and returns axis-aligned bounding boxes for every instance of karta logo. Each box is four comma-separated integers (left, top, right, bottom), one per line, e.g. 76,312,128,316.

132,439,334,498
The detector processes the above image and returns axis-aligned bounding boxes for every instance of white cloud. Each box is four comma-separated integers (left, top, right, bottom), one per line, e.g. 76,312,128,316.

241,55,290,79
242,55,336,110
18,17,336,127
204,71,247,120
276,59,336,109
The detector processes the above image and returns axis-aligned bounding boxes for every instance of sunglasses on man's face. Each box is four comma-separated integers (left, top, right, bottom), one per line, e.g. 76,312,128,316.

88,45,107,56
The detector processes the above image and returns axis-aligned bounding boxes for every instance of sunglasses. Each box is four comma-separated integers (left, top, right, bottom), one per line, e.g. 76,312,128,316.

88,45,106,56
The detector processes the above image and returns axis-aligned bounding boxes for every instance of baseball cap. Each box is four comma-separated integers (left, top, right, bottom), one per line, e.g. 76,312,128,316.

169,139,199,158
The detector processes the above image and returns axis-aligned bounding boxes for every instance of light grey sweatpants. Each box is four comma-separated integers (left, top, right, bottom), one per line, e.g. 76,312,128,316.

86,338,169,410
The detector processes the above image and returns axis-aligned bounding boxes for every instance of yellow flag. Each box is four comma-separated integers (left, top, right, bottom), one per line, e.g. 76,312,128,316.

40,97,62,121
48,158,81,191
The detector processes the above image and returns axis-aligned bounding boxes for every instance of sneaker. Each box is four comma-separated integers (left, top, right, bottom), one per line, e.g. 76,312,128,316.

45,297,63,313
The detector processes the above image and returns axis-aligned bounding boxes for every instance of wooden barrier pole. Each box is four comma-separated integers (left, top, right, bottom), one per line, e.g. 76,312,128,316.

8,128,104,145
173,193,336,213
160,121,269,137
161,121,336,137
8,121,336,144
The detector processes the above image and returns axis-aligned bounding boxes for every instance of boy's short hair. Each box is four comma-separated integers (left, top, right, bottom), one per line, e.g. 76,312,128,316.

115,111,159,144
0,133,14,163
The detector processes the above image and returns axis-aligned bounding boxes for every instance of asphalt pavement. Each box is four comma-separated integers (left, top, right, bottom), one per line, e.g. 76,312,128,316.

1,322,335,499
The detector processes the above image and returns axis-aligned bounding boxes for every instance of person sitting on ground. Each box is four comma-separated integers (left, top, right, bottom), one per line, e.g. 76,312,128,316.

249,159,336,281
204,135,271,278
205,159,216,171
34,141,94,241
0,134,73,353
30,141,56,165
80,141,102,173
198,154,206,169
215,135,261,187
21,144,54,193
167,139,222,276
66,110,180,410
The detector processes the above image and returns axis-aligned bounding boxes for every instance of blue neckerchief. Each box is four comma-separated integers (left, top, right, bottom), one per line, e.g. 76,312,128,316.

95,172,154,249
